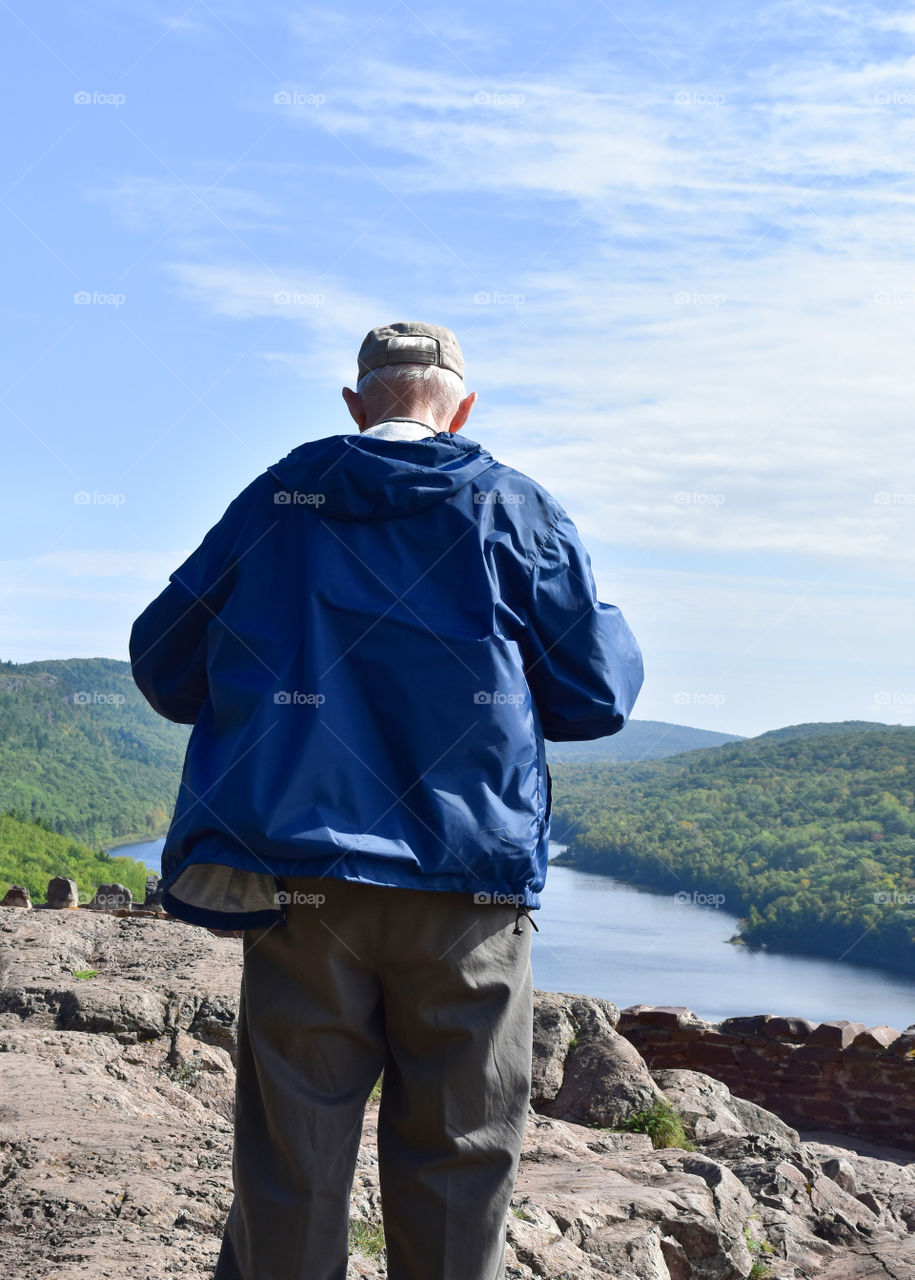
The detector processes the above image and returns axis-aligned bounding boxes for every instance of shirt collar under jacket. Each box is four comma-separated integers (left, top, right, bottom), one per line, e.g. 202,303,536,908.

360,417,439,441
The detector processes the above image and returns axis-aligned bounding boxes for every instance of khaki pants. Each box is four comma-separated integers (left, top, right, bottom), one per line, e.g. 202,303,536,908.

213,876,534,1280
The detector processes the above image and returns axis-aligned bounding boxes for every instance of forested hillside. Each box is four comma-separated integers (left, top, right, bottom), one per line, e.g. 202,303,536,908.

0,657,189,848
0,812,149,904
0,657,741,848
551,722,915,975
4,653,912,976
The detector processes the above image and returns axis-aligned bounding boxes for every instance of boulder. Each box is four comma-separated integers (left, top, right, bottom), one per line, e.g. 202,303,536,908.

804,1134,915,1238
90,882,133,910
1,885,31,908
532,991,664,1129
653,1068,800,1159
0,910,242,1053
46,876,79,909
514,1111,755,1279
821,1155,857,1194
808,1019,867,1049
761,1014,817,1041
143,874,163,909
58,982,168,1039
850,1025,901,1053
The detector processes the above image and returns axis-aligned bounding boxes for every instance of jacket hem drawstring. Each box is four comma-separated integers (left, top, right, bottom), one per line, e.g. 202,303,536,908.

513,905,540,935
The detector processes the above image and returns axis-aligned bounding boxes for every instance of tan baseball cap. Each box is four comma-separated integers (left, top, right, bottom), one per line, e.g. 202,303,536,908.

357,321,464,382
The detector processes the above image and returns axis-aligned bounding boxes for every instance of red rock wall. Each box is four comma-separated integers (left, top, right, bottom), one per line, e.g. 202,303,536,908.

617,1005,915,1150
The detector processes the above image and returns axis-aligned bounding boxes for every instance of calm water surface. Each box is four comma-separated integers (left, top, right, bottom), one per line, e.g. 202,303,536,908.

113,837,915,1029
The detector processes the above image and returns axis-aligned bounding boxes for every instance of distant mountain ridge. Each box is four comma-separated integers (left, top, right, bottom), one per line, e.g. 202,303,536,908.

547,720,742,764
752,720,895,743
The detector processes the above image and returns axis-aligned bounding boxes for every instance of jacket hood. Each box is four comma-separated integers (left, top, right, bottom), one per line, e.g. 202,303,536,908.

267,431,498,521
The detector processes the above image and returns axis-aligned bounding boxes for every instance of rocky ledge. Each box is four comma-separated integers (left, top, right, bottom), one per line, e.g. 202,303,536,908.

0,911,913,1279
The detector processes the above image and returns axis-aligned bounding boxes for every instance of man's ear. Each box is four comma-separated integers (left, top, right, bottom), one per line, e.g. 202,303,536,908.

447,391,477,435
342,387,367,430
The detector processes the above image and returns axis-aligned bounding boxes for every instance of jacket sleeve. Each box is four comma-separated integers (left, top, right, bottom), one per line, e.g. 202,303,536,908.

522,508,644,742
128,482,261,724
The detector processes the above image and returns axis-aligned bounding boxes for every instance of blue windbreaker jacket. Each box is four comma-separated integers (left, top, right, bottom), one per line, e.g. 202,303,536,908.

129,430,644,929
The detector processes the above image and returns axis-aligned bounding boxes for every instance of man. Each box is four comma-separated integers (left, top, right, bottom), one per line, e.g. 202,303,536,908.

130,321,643,1280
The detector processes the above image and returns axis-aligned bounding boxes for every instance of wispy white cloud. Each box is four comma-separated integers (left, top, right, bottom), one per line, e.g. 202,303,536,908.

163,236,915,564
85,175,287,234
21,550,185,581
34,0,912,730
192,18,913,566
166,261,393,381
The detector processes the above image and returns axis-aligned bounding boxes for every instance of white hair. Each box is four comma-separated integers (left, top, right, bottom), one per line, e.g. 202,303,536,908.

357,363,464,431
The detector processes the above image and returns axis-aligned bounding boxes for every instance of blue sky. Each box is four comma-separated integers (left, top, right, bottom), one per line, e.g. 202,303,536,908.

2,0,914,737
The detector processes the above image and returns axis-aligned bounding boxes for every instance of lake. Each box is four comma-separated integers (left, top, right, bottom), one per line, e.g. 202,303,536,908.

113,837,915,1030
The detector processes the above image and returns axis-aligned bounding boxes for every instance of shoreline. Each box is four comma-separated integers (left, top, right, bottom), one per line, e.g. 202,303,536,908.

105,833,168,853
551,854,915,984
104,834,166,875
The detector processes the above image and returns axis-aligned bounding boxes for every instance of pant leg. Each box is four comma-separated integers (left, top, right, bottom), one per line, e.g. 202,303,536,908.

214,878,387,1280
375,890,534,1280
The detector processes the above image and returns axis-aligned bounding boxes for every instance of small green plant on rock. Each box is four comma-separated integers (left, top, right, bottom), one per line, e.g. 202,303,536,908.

621,1100,694,1150
72,969,97,980
348,1218,386,1259
745,1225,776,1278
165,1058,202,1087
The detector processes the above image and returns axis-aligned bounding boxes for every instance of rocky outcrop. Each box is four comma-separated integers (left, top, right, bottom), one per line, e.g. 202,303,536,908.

1,911,913,1278
0,885,31,908
511,1114,755,1279
618,1004,915,1151
90,882,133,910
654,1069,915,1276
46,877,79,909
531,989,666,1126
